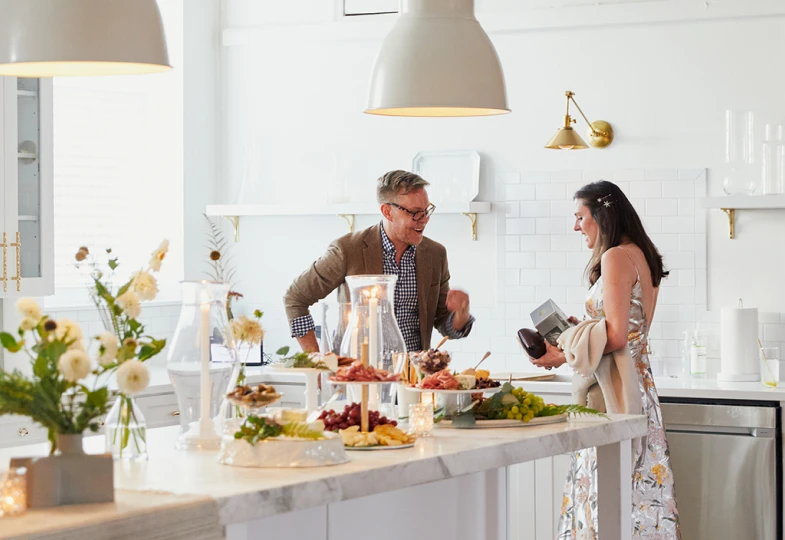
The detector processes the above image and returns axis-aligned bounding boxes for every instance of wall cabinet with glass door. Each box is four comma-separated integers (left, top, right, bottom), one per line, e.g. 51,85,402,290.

0,77,54,297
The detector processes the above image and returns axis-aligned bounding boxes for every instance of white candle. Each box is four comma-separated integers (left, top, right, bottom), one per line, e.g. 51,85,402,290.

199,297,212,437
350,326,359,359
368,289,379,368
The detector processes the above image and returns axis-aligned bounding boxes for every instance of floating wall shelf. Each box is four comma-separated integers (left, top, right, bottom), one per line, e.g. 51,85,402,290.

701,195,785,239
205,202,492,242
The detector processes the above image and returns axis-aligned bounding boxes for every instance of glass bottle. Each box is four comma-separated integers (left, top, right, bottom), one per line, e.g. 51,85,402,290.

762,123,784,194
339,275,408,419
723,109,756,195
104,394,147,461
167,281,238,450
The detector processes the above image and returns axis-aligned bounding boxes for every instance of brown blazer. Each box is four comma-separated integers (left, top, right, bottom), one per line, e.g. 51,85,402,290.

284,223,460,348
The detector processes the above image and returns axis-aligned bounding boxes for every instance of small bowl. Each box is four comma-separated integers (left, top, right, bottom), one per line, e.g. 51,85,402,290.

410,350,452,375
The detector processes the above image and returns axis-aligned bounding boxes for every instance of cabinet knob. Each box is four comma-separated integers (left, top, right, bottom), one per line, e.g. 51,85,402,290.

171,411,180,417
17,427,28,437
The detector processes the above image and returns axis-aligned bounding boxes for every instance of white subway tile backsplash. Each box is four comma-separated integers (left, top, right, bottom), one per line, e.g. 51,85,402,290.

763,324,785,342
679,168,705,181
678,269,696,287
536,252,567,269
642,216,662,234
550,234,581,252
505,236,520,252
645,199,679,216
498,172,521,184
678,234,695,251
567,286,587,304
567,252,589,270
655,305,680,322
505,184,536,201
536,217,571,235
650,234,679,253
536,183,567,200
614,169,646,182
550,200,575,216
551,170,582,184
520,201,551,218
631,182,662,199
506,218,536,235
505,269,520,286
506,252,536,269
505,286,536,303
661,216,695,234
519,269,552,286
582,169,616,183
520,235,551,251
678,199,696,216
534,286,567,303
661,181,694,198
646,169,679,181
520,171,550,184
550,270,581,286
503,202,520,218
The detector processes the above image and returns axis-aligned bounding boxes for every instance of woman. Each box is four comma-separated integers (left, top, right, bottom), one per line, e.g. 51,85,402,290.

530,180,681,539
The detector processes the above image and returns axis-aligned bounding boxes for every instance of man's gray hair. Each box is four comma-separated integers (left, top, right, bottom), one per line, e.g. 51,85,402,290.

376,170,429,203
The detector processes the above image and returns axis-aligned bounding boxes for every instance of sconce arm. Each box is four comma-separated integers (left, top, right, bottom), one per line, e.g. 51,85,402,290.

568,94,605,136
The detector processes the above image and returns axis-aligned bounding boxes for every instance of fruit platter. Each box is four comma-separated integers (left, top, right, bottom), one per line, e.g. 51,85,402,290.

444,383,607,429
317,403,416,450
217,414,348,468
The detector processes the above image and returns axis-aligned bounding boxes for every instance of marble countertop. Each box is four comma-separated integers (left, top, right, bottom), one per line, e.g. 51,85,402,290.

496,372,785,401
0,415,647,535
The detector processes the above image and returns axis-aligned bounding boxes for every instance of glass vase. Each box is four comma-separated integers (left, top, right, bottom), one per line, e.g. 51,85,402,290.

338,275,408,419
762,123,785,195
104,394,147,461
167,281,238,451
723,109,756,195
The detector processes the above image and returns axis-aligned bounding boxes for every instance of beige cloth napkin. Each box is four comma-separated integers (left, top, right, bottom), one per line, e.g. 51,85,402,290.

557,318,642,416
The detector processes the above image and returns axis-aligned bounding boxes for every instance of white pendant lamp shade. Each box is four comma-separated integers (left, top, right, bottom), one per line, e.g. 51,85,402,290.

0,0,170,77
365,0,509,117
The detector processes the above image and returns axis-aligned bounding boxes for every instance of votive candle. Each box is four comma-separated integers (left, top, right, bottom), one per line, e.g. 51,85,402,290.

0,467,27,517
409,403,434,437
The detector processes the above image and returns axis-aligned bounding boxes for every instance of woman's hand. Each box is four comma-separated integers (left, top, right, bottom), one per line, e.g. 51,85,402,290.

568,316,580,326
529,340,566,370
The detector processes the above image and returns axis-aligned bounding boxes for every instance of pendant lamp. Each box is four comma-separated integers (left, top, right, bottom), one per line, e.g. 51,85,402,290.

365,0,509,117
0,0,170,77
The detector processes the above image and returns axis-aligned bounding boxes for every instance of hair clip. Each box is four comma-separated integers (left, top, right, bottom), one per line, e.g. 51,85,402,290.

597,194,614,208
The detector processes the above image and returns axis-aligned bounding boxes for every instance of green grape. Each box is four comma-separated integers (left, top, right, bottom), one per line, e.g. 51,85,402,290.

511,406,519,414
515,413,522,420
506,411,514,419
523,397,532,407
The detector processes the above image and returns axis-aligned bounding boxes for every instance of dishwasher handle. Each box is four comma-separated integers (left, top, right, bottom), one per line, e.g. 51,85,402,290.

661,403,777,431
666,423,777,438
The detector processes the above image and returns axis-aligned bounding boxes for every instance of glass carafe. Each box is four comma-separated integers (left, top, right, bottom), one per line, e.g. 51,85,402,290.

339,275,408,418
167,281,238,450
723,109,756,195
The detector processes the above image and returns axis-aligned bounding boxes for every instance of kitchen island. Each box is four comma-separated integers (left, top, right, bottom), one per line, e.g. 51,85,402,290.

0,414,646,540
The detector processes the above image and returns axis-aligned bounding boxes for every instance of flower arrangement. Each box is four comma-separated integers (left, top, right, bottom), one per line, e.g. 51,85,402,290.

0,299,110,453
75,241,168,458
230,310,264,402
204,215,241,320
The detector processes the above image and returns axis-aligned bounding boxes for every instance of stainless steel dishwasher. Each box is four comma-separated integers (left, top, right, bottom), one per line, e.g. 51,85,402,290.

661,401,781,540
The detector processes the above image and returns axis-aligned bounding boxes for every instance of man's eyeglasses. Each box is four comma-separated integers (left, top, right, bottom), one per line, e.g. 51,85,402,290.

387,202,436,222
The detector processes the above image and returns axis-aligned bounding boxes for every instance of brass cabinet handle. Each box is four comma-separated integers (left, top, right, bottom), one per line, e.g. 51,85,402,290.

10,231,20,291
17,427,28,437
171,411,180,417
0,232,7,292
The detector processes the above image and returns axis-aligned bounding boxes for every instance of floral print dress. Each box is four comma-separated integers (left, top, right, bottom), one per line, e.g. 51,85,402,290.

557,270,681,539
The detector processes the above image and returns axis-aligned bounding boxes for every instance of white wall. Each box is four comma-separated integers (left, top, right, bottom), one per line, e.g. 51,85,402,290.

217,2,785,375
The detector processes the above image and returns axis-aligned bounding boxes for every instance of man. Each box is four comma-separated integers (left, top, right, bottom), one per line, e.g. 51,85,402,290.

284,170,474,353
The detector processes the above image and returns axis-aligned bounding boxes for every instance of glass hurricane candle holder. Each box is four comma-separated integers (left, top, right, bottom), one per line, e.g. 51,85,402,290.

0,467,27,517
408,403,434,437
167,281,239,451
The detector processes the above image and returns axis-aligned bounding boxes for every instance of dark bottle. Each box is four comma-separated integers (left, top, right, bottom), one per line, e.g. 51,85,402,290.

517,328,547,359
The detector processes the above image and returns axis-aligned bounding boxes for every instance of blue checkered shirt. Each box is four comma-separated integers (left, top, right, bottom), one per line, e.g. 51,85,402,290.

290,224,473,351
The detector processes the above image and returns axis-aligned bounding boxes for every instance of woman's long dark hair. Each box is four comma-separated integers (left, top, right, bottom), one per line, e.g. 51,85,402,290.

574,180,669,287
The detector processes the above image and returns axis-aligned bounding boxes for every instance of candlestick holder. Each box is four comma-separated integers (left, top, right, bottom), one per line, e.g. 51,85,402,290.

408,403,434,437
338,275,407,419
0,467,27,517
167,281,239,450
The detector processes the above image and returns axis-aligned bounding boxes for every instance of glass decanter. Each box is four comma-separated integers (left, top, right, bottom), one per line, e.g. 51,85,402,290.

723,109,756,195
167,281,238,450
338,275,409,419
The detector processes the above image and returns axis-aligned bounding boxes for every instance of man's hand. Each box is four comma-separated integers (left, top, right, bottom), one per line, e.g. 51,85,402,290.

446,289,470,330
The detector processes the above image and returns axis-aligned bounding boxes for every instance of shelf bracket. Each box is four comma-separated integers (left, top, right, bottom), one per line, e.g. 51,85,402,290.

338,214,355,233
721,208,735,239
462,212,478,241
224,216,240,242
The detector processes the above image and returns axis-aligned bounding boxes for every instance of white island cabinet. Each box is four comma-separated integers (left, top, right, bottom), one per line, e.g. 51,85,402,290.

0,415,647,540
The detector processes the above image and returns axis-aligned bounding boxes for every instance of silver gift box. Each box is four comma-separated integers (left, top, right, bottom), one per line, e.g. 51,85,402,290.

530,299,573,345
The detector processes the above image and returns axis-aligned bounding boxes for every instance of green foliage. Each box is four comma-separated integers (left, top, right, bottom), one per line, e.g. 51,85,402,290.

233,415,283,445
538,403,609,419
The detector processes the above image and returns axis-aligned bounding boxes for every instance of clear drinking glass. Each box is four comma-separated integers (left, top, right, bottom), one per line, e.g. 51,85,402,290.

167,281,239,450
0,467,27,517
760,347,779,388
762,124,784,195
723,109,756,195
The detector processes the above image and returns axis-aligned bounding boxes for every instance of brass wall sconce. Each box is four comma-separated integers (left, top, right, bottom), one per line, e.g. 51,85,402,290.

545,90,614,150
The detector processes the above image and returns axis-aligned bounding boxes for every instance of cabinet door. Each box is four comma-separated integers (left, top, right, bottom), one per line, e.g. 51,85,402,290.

0,77,53,297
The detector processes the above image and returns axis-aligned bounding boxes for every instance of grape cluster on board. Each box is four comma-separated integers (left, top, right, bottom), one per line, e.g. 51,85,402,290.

318,403,398,432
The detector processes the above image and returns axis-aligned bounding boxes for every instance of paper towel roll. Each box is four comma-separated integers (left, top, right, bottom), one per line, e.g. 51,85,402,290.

718,306,759,382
